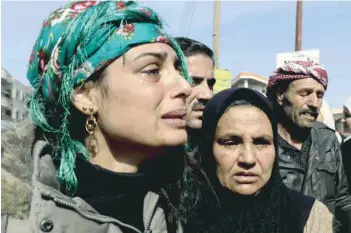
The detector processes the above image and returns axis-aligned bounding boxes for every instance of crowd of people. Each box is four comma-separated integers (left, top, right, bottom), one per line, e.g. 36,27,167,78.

3,1,351,233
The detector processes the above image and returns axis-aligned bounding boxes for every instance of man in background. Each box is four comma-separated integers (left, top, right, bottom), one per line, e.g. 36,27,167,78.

266,60,351,232
175,37,216,155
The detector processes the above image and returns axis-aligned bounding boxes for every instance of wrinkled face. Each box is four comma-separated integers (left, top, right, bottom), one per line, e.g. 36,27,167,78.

213,105,275,195
278,78,325,129
89,43,191,149
185,54,215,129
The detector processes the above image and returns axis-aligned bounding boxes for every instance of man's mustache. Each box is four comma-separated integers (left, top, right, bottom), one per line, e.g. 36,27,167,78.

300,109,319,118
192,101,206,111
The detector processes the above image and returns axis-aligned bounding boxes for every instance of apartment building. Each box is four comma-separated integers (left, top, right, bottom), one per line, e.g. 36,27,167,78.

231,72,268,95
1,68,31,130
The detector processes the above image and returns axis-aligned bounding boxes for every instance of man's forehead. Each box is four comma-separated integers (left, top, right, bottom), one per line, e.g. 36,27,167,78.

187,54,213,67
188,67,214,79
290,78,325,90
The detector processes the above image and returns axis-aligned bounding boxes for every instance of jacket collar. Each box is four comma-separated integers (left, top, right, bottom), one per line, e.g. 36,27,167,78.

31,140,161,230
344,135,351,143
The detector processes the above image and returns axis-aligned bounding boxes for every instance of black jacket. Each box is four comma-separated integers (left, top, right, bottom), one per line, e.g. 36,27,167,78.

342,136,351,190
342,136,351,232
277,122,351,232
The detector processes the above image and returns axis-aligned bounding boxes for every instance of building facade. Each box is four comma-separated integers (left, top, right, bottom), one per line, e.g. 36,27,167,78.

331,108,344,133
231,72,268,95
1,68,31,130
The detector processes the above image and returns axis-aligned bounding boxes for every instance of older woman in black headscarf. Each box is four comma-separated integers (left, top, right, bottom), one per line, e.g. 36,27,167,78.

186,88,333,233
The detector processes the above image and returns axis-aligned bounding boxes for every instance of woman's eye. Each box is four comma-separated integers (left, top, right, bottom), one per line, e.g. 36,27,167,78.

220,139,240,146
253,138,271,148
142,68,160,76
223,141,236,146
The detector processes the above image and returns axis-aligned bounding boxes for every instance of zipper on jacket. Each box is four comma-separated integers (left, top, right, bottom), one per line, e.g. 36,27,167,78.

52,196,142,233
301,149,319,192
143,195,159,233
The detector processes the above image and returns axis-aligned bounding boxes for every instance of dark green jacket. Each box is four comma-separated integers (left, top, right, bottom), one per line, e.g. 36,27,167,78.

3,140,182,233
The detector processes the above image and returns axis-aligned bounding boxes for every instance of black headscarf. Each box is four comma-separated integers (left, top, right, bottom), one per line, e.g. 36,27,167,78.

192,88,308,233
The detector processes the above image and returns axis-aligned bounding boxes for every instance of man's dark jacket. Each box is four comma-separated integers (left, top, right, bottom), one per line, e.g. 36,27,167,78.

277,122,351,232
342,136,351,190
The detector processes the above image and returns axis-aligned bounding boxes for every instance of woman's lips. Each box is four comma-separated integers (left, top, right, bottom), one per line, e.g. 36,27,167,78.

234,172,259,183
161,109,187,128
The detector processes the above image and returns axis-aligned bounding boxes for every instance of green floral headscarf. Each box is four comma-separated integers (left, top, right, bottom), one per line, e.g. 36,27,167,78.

27,0,191,192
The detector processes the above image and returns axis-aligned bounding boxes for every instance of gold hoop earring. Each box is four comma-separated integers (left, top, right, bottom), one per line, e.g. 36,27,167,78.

84,106,99,156
85,115,97,135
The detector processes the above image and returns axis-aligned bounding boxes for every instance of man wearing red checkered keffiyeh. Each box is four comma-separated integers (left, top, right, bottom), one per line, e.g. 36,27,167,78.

266,60,351,233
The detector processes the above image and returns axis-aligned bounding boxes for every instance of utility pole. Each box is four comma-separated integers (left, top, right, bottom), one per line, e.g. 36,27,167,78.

213,0,221,68
295,0,303,51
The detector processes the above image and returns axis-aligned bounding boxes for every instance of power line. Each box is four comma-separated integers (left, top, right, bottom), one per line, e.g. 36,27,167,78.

187,0,196,37
177,0,196,36
177,1,190,34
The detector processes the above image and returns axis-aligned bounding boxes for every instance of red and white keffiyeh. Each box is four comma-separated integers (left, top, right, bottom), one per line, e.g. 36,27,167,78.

267,60,328,91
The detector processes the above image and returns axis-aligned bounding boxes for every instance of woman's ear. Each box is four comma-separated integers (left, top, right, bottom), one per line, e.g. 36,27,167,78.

72,81,99,115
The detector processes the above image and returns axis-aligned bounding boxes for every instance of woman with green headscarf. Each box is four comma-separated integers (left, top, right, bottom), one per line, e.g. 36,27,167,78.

17,1,208,233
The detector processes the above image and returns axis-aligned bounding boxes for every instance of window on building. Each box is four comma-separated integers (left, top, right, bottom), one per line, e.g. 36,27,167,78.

5,109,11,118
3,89,11,98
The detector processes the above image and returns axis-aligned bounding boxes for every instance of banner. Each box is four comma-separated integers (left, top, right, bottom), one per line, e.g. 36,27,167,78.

213,69,232,94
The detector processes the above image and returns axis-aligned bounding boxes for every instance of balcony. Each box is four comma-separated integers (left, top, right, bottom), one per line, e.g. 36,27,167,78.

1,94,13,108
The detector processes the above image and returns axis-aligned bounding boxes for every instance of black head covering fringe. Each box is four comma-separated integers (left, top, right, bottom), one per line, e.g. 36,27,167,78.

187,88,313,233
